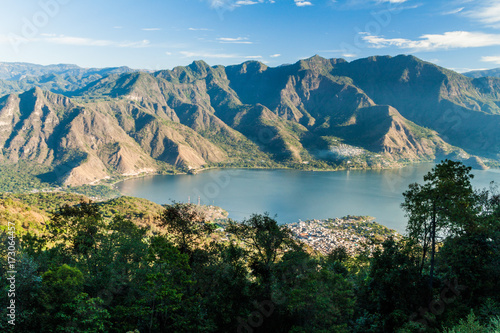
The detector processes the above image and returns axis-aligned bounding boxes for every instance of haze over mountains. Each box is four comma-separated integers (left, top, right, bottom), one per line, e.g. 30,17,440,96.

0,55,499,186
463,67,500,79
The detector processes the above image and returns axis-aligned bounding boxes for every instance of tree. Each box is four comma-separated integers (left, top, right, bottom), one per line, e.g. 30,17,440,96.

226,214,300,332
158,203,214,256
39,264,110,331
86,215,151,332
192,242,253,332
140,235,212,332
274,249,355,333
45,200,105,257
226,213,297,286
58,293,111,333
354,238,426,333
437,186,500,318
401,160,477,290
442,311,500,333
0,250,43,333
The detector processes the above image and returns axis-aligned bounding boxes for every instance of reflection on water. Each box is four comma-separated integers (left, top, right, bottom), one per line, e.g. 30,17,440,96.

116,164,500,233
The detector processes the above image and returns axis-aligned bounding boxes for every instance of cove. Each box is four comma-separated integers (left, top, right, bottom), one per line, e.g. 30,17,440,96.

115,164,500,233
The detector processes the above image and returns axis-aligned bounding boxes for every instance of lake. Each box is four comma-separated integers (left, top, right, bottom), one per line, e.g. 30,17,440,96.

116,164,500,233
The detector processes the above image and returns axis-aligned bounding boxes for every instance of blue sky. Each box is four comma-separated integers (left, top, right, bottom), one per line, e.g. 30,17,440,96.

1,0,500,72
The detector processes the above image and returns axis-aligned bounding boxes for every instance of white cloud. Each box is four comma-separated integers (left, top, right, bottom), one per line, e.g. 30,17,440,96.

318,49,343,52
377,0,408,3
270,53,281,58
463,1,500,28
44,36,113,46
236,0,260,5
330,0,413,9
317,49,358,57
205,0,306,9
295,0,313,6
42,35,151,48
165,52,172,55
188,27,212,31
180,51,240,58
217,37,253,44
142,28,161,31
362,31,500,51
205,0,265,9
426,58,440,63
442,7,464,15
0,34,10,44
451,67,488,73
481,56,500,64
180,51,266,60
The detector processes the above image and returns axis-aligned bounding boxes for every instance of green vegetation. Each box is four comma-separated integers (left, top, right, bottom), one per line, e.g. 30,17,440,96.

0,163,56,193
443,312,500,333
97,196,163,219
0,197,48,236
0,161,498,332
63,185,121,200
332,216,398,239
0,193,167,232
0,162,122,200
0,192,85,214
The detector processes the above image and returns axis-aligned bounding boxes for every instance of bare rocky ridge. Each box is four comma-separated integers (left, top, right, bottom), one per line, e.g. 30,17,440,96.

0,55,498,186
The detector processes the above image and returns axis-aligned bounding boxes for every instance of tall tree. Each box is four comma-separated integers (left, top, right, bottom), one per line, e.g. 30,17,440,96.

45,200,105,258
226,213,297,286
401,160,477,290
158,203,214,256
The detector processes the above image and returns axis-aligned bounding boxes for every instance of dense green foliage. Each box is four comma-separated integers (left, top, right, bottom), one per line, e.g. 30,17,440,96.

0,161,498,332
0,194,168,239
0,161,121,200
0,192,86,213
0,163,55,193
63,185,121,200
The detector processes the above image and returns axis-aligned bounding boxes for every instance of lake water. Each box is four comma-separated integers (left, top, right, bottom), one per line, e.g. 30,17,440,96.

116,164,500,233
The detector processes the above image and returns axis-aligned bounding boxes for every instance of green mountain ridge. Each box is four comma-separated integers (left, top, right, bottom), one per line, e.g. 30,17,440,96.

0,55,497,187
0,62,140,97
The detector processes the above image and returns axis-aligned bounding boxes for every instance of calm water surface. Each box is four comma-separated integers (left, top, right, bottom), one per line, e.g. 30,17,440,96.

116,164,500,232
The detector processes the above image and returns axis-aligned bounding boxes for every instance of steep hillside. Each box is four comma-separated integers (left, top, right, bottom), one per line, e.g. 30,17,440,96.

329,55,500,157
0,87,252,185
330,105,454,160
0,55,498,188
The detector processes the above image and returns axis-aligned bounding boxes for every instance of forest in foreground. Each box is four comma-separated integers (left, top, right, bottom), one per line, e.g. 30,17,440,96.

0,160,499,332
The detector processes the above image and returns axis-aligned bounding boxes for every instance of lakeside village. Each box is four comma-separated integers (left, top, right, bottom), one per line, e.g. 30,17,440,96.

285,216,399,255
210,206,399,255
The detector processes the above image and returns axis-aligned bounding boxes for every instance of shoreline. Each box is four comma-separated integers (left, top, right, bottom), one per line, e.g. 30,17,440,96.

108,159,428,188
107,155,497,191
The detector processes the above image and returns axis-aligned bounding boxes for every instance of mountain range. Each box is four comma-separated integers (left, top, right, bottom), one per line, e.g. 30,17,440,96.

463,67,500,79
0,55,499,186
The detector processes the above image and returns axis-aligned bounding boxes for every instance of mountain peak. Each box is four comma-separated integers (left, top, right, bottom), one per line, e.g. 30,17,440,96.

230,60,268,74
188,60,210,73
308,54,325,60
27,86,45,96
294,54,345,73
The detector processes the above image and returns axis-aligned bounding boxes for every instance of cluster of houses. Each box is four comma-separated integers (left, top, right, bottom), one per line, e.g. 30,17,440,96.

286,217,385,255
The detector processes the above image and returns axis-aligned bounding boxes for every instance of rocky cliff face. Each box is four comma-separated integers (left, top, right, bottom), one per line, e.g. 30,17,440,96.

1,55,498,185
